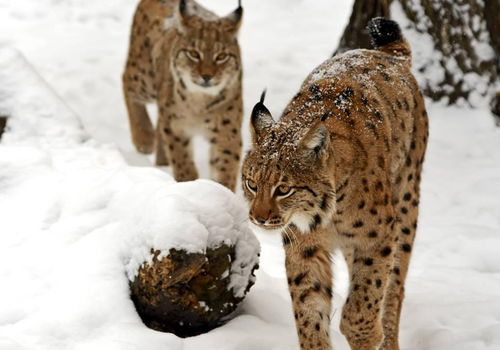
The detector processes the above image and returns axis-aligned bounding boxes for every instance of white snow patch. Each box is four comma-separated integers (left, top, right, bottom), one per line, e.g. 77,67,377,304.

0,44,259,349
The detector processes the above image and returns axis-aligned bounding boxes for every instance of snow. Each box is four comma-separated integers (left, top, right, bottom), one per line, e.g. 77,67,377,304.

1,0,500,349
0,44,259,349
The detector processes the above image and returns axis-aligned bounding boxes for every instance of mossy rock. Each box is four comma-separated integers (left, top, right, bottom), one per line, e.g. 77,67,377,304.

130,245,258,337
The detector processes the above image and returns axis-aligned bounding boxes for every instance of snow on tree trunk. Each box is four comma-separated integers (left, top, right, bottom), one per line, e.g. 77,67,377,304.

335,0,498,112
396,0,496,106
130,246,258,337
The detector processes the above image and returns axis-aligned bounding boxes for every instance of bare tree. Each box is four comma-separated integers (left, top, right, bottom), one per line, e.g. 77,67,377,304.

0,116,6,139
335,0,499,117
334,0,391,55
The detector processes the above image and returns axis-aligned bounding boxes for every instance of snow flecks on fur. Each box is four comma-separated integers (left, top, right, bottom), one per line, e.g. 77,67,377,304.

253,49,410,165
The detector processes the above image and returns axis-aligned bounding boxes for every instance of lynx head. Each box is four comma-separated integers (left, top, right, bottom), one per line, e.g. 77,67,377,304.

172,0,242,94
242,92,336,234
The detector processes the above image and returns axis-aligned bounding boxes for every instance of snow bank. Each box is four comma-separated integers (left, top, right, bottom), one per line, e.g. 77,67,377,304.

0,46,259,349
0,47,86,146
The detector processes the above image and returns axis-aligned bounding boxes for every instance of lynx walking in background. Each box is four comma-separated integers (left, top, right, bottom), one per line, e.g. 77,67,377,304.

123,0,243,191
242,19,428,350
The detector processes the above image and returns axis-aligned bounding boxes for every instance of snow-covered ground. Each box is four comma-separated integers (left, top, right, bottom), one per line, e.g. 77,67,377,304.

1,0,500,349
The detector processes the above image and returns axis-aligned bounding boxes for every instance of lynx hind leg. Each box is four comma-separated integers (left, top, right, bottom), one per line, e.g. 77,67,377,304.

284,227,334,350
381,109,428,350
123,91,154,154
381,172,422,350
340,222,396,350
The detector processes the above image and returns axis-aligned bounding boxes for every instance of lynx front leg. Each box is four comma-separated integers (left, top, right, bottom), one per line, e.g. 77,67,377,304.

123,91,154,154
208,127,241,192
155,125,169,166
283,227,333,350
159,125,198,182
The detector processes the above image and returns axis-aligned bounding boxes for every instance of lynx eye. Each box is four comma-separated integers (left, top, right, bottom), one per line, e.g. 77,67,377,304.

275,184,292,197
215,52,229,63
246,179,257,192
186,49,201,61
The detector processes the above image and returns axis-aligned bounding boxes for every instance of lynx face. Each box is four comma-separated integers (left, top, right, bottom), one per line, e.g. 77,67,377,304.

241,98,336,234
171,2,242,94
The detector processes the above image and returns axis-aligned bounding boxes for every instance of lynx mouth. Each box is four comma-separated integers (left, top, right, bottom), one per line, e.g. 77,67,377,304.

197,81,214,88
249,221,284,233
189,78,223,95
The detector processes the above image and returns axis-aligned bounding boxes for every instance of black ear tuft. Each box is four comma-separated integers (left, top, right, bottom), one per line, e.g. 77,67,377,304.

251,89,271,126
224,0,243,29
367,17,402,48
179,0,187,16
250,89,274,143
259,89,266,104
234,0,243,21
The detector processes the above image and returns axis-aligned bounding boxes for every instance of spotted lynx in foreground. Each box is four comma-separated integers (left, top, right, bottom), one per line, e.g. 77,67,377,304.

242,19,428,350
123,0,243,191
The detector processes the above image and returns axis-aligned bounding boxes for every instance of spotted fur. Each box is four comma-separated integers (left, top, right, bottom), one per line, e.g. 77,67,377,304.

242,18,428,350
123,0,243,190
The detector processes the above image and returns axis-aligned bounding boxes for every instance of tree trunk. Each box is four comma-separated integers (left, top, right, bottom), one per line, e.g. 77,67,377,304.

492,92,500,125
483,0,499,123
334,0,391,55
0,116,7,139
335,0,498,114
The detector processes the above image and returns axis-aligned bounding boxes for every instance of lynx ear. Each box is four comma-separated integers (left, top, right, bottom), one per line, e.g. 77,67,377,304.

179,0,195,26
220,0,243,32
250,90,274,145
299,122,330,161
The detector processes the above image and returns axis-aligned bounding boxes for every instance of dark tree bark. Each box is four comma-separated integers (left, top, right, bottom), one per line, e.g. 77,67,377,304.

492,92,500,125
0,116,7,139
334,0,391,55
335,0,499,116
484,0,499,123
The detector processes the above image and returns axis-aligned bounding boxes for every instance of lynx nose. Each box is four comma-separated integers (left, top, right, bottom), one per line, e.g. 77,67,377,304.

202,75,212,83
251,208,271,225
255,216,267,224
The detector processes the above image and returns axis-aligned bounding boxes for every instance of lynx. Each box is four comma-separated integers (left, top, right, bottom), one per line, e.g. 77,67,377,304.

242,18,428,350
123,0,243,191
